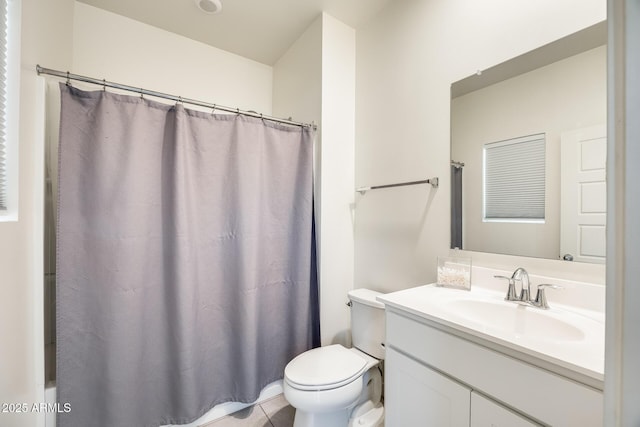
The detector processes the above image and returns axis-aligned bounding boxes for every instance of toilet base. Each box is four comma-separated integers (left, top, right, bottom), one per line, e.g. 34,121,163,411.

349,401,384,427
292,401,384,427
293,409,350,427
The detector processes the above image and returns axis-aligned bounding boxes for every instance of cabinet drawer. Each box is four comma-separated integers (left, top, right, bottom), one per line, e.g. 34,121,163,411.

386,310,603,426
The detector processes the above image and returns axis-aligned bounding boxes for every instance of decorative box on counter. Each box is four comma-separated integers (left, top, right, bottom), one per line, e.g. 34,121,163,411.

436,256,471,290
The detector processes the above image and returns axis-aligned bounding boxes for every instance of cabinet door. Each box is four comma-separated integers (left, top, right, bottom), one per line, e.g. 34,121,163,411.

386,347,471,426
471,392,541,427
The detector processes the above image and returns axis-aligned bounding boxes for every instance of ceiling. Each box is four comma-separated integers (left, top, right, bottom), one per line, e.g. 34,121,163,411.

77,0,394,65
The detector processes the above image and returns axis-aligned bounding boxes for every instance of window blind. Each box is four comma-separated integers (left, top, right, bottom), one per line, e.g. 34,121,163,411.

0,0,8,211
483,134,545,220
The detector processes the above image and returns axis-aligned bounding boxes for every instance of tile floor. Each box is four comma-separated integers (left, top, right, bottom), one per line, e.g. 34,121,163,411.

200,394,295,427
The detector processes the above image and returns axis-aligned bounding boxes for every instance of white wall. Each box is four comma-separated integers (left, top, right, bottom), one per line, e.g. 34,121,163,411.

273,17,322,126
274,14,356,346
452,46,606,259
0,0,74,426
355,0,606,293
318,14,356,345
73,3,273,114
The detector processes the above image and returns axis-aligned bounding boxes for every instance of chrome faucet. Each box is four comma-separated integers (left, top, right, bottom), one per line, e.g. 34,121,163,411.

512,267,531,302
494,268,562,309
494,267,529,303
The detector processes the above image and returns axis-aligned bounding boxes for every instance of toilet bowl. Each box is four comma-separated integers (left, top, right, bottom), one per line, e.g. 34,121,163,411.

283,289,385,427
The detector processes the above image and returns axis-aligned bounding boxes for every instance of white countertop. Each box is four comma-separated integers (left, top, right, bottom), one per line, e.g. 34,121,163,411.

378,283,605,387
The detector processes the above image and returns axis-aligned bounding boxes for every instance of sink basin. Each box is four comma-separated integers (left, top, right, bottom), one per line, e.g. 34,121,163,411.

444,299,585,342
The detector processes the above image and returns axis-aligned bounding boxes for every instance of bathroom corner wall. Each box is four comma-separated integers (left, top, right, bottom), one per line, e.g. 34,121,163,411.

319,14,356,346
273,13,356,347
0,0,74,426
355,0,606,294
272,16,322,126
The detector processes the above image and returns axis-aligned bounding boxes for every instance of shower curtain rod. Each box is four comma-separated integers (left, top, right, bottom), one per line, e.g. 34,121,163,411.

36,65,316,130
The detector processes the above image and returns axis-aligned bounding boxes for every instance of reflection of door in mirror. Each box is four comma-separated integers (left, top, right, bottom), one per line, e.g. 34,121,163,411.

560,125,606,264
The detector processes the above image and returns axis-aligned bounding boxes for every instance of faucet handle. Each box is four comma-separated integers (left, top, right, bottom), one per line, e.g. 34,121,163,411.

533,284,563,309
494,275,519,301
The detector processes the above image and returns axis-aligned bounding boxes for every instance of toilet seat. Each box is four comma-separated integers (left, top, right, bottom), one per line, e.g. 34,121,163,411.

285,344,367,391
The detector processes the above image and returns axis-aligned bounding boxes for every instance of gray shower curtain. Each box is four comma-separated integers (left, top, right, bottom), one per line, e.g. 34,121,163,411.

56,84,318,427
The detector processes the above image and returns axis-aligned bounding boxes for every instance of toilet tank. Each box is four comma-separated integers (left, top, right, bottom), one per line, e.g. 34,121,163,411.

348,288,386,360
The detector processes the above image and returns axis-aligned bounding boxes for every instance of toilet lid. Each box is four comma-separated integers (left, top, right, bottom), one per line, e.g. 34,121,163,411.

285,344,367,391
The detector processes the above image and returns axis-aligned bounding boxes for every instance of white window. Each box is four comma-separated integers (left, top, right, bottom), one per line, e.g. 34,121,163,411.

0,0,20,221
483,134,545,222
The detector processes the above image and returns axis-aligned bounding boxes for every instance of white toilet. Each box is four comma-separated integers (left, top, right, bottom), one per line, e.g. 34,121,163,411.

284,288,385,427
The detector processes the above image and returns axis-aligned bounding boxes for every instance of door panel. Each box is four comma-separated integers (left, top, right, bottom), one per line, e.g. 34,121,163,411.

560,124,606,263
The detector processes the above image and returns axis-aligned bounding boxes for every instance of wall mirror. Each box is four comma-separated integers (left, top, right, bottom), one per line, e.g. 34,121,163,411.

450,21,607,264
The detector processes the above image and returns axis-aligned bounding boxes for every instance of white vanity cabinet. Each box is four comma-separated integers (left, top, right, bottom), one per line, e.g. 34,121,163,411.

384,308,603,426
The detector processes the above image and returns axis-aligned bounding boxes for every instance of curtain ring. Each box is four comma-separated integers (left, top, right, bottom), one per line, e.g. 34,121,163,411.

211,104,216,115
102,79,106,91
66,71,70,86
140,89,144,99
